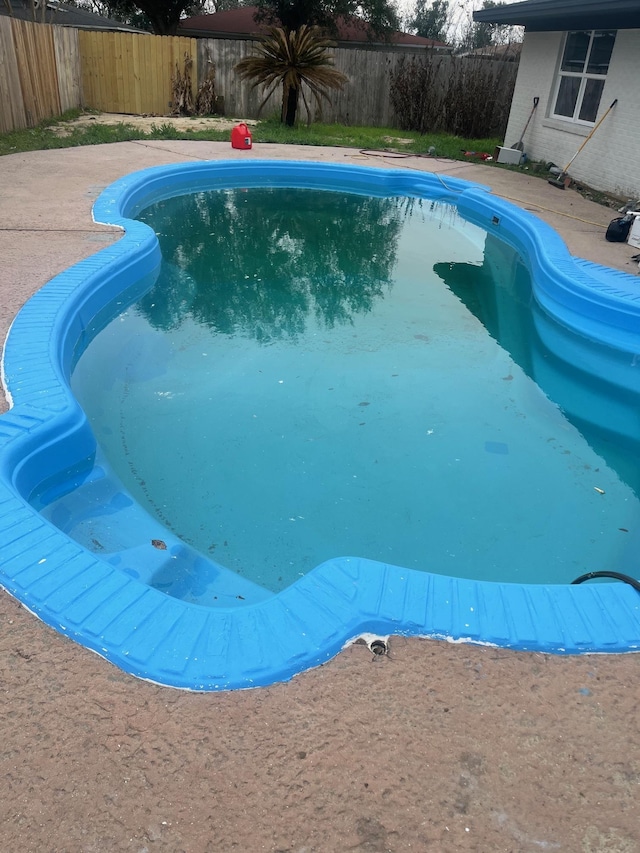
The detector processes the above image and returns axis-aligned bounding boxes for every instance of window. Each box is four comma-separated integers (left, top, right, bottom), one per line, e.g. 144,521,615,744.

552,30,616,124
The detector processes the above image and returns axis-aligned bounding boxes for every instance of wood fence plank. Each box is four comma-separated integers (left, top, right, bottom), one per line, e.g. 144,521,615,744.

162,36,174,114
36,23,61,118
140,34,152,113
147,34,158,113
122,30,135,114
12,20,38,126
130,32,142,114
96,30,108,109
116,31,127,113
153,35,164,114
167,37,177,115
105,32,118,111
89,30,103,110
53,25,81,113
78,30,93,109
0,16,27,132
94,30,109,110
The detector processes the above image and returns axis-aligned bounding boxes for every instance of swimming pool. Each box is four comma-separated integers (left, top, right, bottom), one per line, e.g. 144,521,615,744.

1,160,640,689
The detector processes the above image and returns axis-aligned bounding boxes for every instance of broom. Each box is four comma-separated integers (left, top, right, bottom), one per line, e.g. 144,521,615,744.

548,99,618,189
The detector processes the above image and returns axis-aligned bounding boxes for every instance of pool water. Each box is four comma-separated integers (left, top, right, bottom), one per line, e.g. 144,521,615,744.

66,187,640,595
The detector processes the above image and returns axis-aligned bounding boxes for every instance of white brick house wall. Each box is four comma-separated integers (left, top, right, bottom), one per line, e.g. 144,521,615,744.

503,29,640,200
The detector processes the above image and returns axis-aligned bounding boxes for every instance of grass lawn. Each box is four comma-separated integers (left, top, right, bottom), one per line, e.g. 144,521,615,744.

0,109,503,163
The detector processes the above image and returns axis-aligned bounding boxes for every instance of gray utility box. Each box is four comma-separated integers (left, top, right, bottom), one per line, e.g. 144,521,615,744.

495,146,523,165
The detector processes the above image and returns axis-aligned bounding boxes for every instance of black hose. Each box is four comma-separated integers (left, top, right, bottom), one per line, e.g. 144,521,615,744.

359,148,412,159
359,149,439,160
571,570,640,593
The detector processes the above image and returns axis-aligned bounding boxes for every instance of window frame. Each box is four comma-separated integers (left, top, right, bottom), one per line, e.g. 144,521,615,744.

550,29,616,126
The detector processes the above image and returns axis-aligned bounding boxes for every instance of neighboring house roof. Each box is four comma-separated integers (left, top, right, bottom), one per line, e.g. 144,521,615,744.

178,6,449,49
0,0,147,33
473,0,640,32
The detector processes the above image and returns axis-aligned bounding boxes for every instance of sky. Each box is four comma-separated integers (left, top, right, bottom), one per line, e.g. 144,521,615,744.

397,0,519,39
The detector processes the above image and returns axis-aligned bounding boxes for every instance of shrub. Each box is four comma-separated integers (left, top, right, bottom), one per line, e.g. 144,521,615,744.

390,53,516,138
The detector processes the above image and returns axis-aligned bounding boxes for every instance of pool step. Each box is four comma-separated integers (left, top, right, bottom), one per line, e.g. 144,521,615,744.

34,453,271,607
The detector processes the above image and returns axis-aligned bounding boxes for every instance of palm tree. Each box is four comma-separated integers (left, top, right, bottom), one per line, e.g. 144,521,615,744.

234,25,348,127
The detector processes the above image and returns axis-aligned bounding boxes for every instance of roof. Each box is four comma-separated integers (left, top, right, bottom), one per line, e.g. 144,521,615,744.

473,0,640,32
0,0,147,33
178,6,448,48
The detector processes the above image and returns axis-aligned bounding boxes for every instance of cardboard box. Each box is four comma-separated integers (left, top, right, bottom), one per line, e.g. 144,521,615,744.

495,146,523,166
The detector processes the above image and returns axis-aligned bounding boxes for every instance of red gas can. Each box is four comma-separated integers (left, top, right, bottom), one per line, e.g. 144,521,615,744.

231,123,252,150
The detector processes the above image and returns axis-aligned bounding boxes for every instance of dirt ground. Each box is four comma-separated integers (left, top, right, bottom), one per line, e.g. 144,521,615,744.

49,113,260,136
1,132,640,853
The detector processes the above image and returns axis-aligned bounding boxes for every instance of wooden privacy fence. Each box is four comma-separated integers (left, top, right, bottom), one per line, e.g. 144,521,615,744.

0,18,197,132
183,39,518,130
198,39,440,127
78,30,197,116
0,17,81,133
0,17,517,134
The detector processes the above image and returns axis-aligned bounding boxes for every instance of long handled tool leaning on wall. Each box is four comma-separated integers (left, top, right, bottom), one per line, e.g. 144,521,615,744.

511,96,539,151
548,99,618,189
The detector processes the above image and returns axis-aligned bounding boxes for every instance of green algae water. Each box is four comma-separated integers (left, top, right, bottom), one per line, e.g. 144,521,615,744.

70,187,640,593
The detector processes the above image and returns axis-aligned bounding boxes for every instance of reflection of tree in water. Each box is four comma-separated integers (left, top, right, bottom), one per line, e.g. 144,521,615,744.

136,188,406,341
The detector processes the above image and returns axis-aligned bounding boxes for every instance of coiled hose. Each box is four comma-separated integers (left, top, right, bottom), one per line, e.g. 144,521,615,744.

571,571,640,593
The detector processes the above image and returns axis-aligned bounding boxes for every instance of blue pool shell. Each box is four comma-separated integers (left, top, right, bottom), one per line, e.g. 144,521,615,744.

1,159,640,690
